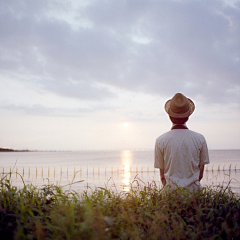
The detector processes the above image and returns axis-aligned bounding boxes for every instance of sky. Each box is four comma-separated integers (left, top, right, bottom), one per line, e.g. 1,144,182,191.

0,0,240,151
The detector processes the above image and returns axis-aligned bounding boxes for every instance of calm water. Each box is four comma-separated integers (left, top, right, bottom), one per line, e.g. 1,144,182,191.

0,150,240,193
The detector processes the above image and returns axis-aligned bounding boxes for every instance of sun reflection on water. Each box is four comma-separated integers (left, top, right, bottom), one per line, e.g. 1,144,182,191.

121,150,132,192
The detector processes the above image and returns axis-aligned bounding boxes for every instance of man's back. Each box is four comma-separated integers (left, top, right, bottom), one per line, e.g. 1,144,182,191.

155,128,209,188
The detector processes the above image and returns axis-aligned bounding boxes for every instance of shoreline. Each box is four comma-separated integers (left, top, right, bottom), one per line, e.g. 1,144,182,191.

0,148,29,152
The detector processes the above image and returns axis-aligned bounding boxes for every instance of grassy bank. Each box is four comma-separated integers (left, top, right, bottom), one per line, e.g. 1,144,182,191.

0,173,240,240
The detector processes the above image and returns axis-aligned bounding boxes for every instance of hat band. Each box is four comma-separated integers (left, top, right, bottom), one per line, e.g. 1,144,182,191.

168,107,191,118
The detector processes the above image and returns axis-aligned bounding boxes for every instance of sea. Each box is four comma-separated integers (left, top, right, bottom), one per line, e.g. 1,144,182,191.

0,150,240,194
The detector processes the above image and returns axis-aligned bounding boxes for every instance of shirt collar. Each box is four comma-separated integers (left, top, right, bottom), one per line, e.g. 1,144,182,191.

171,123,188,130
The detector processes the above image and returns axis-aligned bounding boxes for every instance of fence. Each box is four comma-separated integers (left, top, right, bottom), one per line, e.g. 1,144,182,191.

0,164,239,179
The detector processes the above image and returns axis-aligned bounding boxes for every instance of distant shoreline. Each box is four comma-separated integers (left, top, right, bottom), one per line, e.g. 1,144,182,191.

0,148,29,152
0,148,239,152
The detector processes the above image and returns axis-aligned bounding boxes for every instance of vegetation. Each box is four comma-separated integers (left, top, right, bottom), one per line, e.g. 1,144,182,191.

0,172,240,240
0,148,15,152
0,148,29,152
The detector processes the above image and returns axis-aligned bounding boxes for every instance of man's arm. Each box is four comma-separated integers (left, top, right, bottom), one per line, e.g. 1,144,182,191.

199,165,204,181
160,169,166,186
199,138,209,182
155,140,166,186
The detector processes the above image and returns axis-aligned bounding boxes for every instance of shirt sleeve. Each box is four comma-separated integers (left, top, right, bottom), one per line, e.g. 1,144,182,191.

154,140,164,169
199,138,210,166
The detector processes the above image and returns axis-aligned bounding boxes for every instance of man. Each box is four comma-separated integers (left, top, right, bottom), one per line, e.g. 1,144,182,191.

154,93,209,190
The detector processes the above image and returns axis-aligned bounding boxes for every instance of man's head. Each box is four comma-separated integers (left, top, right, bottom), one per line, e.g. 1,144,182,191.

165,93,195,123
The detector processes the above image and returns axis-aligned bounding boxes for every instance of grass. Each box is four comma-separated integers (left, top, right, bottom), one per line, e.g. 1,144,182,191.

0,172,240,240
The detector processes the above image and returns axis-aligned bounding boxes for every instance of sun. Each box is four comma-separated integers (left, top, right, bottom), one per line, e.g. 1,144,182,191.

124,122,129,128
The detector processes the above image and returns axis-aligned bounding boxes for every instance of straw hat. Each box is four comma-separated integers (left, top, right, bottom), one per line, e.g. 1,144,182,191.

165,93,195,118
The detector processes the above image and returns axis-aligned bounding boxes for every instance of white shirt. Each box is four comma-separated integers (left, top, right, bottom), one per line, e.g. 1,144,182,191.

154,126,209,188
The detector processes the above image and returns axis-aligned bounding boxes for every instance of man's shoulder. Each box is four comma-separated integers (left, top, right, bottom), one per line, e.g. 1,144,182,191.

156,130,173,142
188,130,206,139
156,129,206,142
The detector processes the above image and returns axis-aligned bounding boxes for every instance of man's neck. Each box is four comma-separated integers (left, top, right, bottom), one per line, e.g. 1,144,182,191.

172,123,187,128
171,123,188,130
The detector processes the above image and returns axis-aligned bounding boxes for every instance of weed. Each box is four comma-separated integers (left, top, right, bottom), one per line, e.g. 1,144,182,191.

0,172,240,239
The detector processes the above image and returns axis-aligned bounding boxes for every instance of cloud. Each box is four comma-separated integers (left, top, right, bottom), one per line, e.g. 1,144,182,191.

0,102,115,117
0,0,239,106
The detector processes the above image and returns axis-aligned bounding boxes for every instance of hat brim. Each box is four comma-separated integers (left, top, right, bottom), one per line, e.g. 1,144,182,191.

165,98,195,118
